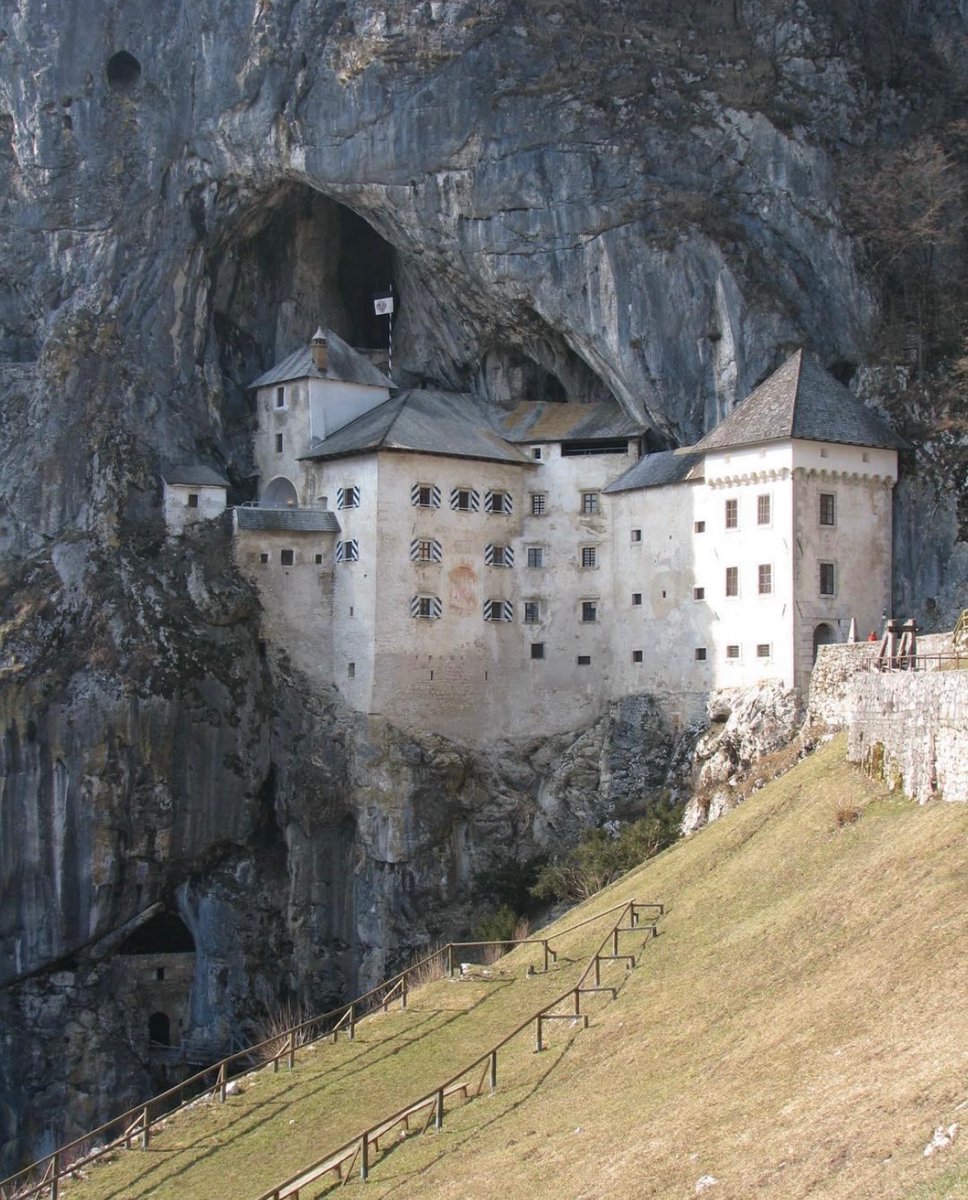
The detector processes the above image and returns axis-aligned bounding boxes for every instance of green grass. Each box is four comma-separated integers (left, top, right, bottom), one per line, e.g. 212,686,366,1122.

64,737,967,1200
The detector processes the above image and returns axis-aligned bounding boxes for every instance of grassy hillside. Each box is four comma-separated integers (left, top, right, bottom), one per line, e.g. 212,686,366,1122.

64,737,967,1199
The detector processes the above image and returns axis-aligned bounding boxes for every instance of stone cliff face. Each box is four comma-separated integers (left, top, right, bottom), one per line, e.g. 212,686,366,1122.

1,0,966,1170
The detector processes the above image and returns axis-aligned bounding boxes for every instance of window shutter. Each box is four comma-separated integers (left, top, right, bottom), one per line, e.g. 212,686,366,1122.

348,539,358,561
431,596,442,618
410,483,420,506
504,545,515,567
431,485,441,508
336,487,344,509
431,540,442,563
484,543,495,565
335,541,345,563
410,539,420,561
410,595,422,617
502,492,513,514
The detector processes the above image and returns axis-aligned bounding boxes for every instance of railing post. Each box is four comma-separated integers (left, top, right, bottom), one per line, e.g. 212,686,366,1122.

447,944,454,977
435,1088,444,1130
49,1151,59,1200
218,1062,227,1103
573,989,580,1016
141,1104,151,1149
489,1050,497,1094
288,1031,296,1070
612,927,619,955
401,974,408,1009
543,940,549,972
360,1134,369,1181
594,955,600,986
534,1016,543,1053
348,1004,355,1041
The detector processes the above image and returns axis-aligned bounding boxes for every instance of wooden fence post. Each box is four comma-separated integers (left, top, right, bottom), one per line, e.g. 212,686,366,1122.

141,1105,151,1149
348,1004,355,1041
49,1152,59,1200
534,1016,543,1053
288,1032,296,1070
435,1088,444,1130
542,940,550,972
593,955,601,986
360,1134,369,1181
573,989,581,1016
447,944,454,977
218,1062,227,1103
489,1050,497,1094
401,974,408,1009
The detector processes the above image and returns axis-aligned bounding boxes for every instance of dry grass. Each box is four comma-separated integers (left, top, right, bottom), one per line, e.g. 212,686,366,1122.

62,738,968,1200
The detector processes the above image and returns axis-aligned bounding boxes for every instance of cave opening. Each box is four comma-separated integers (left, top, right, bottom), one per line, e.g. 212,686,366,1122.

106,51,142,92
121,911,195,955
148,1011,171,1046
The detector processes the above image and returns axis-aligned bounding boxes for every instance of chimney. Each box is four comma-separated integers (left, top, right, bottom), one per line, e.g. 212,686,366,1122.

311,327,328,372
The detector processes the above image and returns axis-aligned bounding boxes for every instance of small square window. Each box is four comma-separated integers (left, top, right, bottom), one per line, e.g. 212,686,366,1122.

532,447,542,460
453,488,476,512
338,485,360,510
530,642,545,660
577,655,591,666
275,386,285,408
281,549,294,566
275,433,283,453
726,644,740,659
187,492,199,509
632,649,643,663
259,552,269,564
725,566,739,597
725,498,738,529
581,600,598,623
347,662,356,678
820,561,836,596
632,592,642,606
417,540,434,562
489,544,511,567
694,521,706,533
862,451,870,463
820,448,829,459
819,492,836,526
417,597,433,618
531,493,547,516
757,643,771,658
524,601,540,624
156,967,165,981
631,528,642,543
314,553,323,565
693,586,705,600
527,546,544,568
414,484,437,508
581,545,598,569
757,494,771,525
695,647,707,661
758,564,773,595
581,492,600,515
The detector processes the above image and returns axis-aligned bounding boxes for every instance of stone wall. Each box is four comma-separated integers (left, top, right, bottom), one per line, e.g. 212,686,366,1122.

846,669,968,803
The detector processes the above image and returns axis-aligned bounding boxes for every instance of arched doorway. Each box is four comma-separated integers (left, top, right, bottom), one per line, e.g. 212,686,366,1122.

813,622,838,661
261,476,298,509
149,1012,171,1046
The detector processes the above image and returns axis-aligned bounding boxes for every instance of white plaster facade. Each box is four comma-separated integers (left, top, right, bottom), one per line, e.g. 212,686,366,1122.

162,475,227,534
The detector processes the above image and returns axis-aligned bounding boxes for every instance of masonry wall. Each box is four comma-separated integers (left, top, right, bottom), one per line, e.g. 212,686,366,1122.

846,669,968,803
163,484,227,534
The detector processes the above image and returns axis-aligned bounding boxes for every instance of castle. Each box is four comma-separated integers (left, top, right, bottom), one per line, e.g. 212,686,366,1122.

163,331,902,744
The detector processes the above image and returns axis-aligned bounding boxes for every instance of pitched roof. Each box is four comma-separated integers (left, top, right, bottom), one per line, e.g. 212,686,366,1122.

693,350,906,452
163,465,229,487
300,390,534,466
499,400,646,443
249,329,393,390
604,450,704,494
235,507,340,533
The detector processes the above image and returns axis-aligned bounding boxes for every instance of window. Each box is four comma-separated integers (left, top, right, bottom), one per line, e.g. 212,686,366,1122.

281,549,294,566
577,655,591,666
631,528,642,544
757,494,771,525
411,595,442,619
820,561,836,596
532,447,542,460
485,490,512,514
275,433,283,454
526,546,544,568
758,564,773,595
581,545,598,569
412,483,441,508
314,553,323,565
530,493,547,516
337,485,360,509
726,644,740,659
485,543,514,567
694,520,705,533
693,587,705,600
725,566,739,597
524,601,540,624
695,647,707,661
336,539,359,563
581,600,598,623
347,662,356,678
275,386,285,408
632,650,644,663
632,592,642,606
580,492,600,515
411,538,442,563
451,487,479,512
259,552,269,564
530,642,545,660
757,643,771,658
725,498,738,529
819,492,836,526
484,599,512,622
820,448,829,459
187,492,199,509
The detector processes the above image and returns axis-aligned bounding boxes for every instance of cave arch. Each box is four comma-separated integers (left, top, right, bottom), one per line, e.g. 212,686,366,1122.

106,51,141,92
148,1012,171,1046
121,912,195,955
813,622,838,660
261,476,299,509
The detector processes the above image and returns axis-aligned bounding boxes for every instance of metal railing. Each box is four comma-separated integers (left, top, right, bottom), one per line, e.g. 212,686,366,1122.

866,653,967,672
1,904,656,1200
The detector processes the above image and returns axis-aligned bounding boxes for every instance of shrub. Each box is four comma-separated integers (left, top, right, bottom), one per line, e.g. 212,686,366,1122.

834,797,862,828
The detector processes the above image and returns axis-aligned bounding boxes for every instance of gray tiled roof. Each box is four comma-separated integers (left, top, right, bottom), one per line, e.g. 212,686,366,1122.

500,400,646,443
234,507,340,533
694,350,906,452
604,450,704,494
301,390,534,466
249,329,393,390
163,465,229,487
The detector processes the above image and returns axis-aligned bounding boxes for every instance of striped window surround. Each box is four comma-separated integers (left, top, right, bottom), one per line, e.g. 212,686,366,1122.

451,487,480,512
483,599,513,622
335,539,359,563
411,483,441,508
410,538,443,563
336,486,360,509
410,595,442,619
484,490,513,514
484,543,514,567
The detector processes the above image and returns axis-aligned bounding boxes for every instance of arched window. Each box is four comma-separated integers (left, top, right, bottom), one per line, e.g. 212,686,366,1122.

813,622,838,661
148,1012,171,1046
261,476,299,509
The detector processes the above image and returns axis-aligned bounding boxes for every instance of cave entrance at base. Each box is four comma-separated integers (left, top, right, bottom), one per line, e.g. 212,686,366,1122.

120,912,196,954
148,1011,171,1047
813,622,838,661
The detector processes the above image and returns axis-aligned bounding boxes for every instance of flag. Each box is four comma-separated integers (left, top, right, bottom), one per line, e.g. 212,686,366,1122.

373,291,394,316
